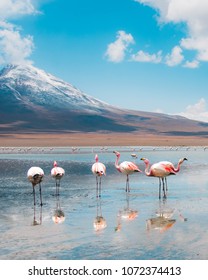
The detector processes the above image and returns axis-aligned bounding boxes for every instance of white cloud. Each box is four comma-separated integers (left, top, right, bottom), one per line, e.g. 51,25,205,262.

165,46,184,66
135,0,208,67
181,37,208,62
183,60,199,69
0,0,37,20
178,98,208,122
0,0,38,66
131,50,162,63
0,22,34,65
105,30,134,63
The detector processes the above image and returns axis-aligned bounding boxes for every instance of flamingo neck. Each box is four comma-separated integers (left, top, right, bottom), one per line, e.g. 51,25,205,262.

54,161,58,167
115,154,121,171
143,159,151,176
95,154,99,162
174,159,183,172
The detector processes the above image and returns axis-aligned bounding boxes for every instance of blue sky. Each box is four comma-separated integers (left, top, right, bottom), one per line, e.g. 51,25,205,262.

1,0,208,122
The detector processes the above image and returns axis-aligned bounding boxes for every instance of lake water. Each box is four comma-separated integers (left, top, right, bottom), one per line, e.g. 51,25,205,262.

0,146,208,260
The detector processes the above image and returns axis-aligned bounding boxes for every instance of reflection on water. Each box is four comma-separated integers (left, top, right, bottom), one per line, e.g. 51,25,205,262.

52,194,65,224
146,199,176,233
0,146,208,259
32,205,42,226
115,193,138,232
147,199,187,233
93,197,107,232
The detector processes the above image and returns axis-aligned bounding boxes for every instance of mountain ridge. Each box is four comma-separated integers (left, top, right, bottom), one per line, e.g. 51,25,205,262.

0,64,208,136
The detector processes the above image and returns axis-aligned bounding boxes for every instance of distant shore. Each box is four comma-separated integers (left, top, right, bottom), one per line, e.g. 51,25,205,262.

0,133,207,147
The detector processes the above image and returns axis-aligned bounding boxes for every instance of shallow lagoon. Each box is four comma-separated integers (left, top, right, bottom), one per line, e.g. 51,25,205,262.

0,146,208,260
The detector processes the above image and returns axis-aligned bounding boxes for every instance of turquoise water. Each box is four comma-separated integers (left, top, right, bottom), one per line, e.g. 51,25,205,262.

0,146,207,260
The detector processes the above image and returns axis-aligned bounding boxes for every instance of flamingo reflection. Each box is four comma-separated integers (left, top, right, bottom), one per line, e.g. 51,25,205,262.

32,203,42,226
115,193,138,232
52,191,65,224
146,200,187,233
93,197,107,232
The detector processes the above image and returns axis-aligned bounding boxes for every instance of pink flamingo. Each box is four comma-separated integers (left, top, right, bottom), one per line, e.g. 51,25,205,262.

140,157,187,198
51,161,65,196
27,167,44,206
91,154,106,197
113,151,142,192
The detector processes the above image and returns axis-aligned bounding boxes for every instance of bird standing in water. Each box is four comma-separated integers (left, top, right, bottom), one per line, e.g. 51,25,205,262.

91,154,106,198
140,157,187,198
27,167,44,206
113,151,142,192
51,161,65,196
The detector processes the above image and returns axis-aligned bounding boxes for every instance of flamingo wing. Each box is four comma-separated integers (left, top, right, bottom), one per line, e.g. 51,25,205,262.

27,167,44,185
27,167,44,177
51,167,65,177
119,161,141,174
92,162,106,176
150,162,175,177
160,162,176,175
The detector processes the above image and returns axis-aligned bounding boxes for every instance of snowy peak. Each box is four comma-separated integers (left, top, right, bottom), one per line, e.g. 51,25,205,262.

0,64,110,112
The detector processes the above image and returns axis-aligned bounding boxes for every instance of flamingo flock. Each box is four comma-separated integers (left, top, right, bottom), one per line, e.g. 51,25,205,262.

27,151,188,210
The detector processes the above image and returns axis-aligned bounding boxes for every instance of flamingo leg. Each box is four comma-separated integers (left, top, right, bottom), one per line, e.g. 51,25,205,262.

57,179,60,196
162,178,167,199
96,176,98,198
99,177,102,198
126,175,130,192
33,203,37,225
159,178,161,199
33,185,36,206
39,183,43,206
165,177,168,192
55,180,58,196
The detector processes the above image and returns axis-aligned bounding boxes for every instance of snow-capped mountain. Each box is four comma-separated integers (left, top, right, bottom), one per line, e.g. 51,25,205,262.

0,64,110,112
0,64,208,135
0,64,132,132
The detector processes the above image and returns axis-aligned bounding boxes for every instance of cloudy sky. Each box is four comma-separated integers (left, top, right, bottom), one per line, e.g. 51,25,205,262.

1,0,208,122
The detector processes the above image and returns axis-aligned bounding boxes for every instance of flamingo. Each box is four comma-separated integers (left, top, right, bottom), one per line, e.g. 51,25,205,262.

140,157,187,198
27,167,44,206
113,151,142,192
51,161,65,196
91,154,106,197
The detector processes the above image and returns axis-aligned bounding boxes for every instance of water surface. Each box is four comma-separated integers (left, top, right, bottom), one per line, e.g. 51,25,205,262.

0,146,207,260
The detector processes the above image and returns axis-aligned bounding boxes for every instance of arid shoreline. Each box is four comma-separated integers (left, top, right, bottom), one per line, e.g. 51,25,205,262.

0,133,207,147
